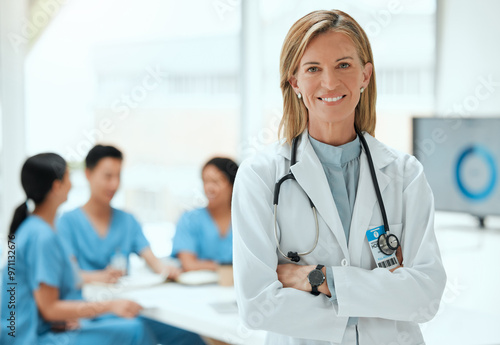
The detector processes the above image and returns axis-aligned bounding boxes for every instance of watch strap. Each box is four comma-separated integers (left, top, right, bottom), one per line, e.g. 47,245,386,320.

311,285,320,296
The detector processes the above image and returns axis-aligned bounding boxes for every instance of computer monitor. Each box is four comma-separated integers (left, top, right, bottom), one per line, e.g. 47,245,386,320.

412,117,500,226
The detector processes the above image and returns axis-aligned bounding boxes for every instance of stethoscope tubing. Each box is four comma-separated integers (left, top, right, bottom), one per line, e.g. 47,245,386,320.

273,127,399,261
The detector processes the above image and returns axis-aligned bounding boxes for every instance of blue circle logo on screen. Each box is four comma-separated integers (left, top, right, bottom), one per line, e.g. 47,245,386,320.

455,145,497,201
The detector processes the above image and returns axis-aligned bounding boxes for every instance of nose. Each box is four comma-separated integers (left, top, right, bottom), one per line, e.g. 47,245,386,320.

321,68,341,90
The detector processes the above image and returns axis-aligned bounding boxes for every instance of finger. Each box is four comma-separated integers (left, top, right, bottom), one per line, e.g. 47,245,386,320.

396,247,404,265
129,307,141,317
389,265,402,273
111,270,123,277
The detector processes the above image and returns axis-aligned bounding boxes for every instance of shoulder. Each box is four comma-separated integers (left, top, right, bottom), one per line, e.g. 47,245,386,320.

178,207,207,224
366,134,425,189
56,208,84,237
183,207,207,217
236,141,287,188
112,208,139,223
17,216,57,246
58,207,83,222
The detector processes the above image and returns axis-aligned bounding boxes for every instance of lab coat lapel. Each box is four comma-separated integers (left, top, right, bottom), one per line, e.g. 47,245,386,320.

348,133,394,266
289,132,350,259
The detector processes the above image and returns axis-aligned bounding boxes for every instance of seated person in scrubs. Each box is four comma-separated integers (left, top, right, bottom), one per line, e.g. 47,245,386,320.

57,145,179,283
57,145,206,345
0,153,154,345
172,157,238,271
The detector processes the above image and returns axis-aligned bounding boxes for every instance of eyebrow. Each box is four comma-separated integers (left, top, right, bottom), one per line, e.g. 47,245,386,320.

302,56,353,66
336,56,353,62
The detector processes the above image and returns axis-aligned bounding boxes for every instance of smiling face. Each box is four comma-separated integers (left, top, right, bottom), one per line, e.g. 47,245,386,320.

202,164,233,210
86,157,122,205
289,31,372,137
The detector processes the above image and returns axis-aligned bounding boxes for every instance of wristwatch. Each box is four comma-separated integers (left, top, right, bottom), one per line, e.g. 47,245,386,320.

307,264,325,296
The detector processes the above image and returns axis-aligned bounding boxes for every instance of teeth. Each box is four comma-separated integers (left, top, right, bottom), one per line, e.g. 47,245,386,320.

323,96,343,102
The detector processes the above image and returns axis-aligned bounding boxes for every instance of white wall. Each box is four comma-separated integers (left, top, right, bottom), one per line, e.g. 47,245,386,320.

0,0,28,238
436,0,500,116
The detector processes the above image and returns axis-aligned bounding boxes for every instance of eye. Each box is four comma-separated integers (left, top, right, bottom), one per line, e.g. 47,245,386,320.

338,62,350,69
307,66,319,73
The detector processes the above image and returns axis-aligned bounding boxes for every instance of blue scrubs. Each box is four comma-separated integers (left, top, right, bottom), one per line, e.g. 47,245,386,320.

0,216,153,345
171,207,233,264
57,207,150,271
57,208,206,345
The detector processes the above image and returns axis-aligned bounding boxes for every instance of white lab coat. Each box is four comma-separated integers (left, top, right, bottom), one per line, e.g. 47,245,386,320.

232,130,447,345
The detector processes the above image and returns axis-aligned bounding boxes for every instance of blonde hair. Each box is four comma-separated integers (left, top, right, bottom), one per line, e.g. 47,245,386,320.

278,10,377,145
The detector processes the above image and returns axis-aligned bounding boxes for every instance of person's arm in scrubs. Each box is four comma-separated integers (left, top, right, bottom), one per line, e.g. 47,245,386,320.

32,232,143,322
171,212,218,271
130,216,181,280
140,248,181,280
79,268,123,284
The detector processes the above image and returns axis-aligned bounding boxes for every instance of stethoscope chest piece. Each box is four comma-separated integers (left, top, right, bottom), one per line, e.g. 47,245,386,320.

377,232,400,255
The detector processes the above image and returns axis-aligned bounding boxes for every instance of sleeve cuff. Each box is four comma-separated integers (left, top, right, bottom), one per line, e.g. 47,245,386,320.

327,267,358,326
326,266,337,302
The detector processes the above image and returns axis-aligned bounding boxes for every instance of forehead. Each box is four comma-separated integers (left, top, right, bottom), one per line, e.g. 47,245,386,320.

300,31,358,62
92,157,122,171
202,165,226,179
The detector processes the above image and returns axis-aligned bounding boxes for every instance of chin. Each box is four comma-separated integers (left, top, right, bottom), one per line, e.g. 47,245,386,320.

101,196,114,204
208,199,221,207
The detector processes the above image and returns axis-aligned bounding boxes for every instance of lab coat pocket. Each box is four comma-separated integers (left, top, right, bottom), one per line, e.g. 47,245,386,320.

387,223,403,241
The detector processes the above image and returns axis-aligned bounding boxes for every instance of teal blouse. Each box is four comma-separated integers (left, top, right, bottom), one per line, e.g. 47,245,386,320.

309,134,361,328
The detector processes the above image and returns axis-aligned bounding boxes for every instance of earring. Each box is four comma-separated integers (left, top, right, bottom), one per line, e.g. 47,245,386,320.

360,87,365,94
297,92,302,99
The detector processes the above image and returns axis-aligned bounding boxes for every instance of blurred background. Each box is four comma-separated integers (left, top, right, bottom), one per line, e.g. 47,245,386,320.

1,0,499,343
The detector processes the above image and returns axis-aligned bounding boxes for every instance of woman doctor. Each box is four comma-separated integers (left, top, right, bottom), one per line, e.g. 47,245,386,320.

232,9,447,345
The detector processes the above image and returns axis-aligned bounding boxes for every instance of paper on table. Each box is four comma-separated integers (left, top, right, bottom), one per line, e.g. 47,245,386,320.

117,273,166,289
175,270,219,285
84,273,166,296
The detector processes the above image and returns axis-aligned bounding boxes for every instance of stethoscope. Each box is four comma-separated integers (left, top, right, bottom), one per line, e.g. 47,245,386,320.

273,127,400,262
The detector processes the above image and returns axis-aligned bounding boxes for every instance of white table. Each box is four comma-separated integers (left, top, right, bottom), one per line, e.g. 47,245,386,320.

83,282,266,345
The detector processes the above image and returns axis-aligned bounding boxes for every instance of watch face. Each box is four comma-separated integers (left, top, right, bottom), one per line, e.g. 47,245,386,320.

308,269,325,286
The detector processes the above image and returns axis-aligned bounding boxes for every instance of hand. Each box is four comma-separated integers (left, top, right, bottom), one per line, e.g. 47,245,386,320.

65,319,80,330
97,268,124,284
389,247,404,272
276,264,311,292
161,265,182,281
50,319,80,332
108,300,143,318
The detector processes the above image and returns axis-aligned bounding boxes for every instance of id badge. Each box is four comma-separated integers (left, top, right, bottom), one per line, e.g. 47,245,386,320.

366,226,399,269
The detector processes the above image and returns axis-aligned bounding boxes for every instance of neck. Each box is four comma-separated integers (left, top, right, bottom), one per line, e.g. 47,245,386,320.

83,196,111,218
33,201,58,228
308,116,356,146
